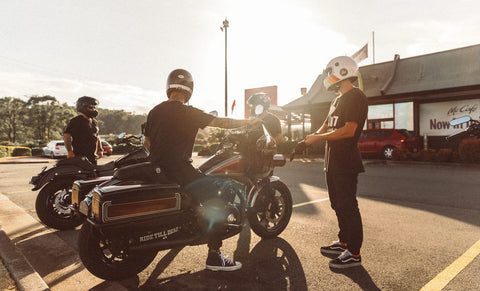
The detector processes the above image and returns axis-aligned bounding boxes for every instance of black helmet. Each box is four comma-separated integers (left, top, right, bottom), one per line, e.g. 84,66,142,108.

76,96,99,118
247,93,270,117
166,69,194,103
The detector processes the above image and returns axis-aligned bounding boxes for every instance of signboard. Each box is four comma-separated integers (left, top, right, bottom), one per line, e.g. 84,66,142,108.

419,99,480,136
244,86,278,118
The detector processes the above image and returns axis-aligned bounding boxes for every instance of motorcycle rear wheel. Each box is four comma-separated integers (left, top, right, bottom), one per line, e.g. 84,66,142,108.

35,178,85,230
248,180,292,239
78,222,157,281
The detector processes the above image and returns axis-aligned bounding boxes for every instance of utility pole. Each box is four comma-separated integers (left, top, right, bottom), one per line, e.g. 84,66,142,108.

221,18,229,117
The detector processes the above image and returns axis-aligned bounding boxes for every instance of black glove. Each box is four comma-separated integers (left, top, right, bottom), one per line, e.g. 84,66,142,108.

290,140,307,161
294,140,307,154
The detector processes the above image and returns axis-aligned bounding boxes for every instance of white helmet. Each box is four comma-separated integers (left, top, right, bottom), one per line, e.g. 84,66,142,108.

323,56,359,91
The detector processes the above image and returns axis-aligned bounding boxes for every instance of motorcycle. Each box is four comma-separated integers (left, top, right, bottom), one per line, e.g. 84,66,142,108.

446,115,480,141
76,124,292,280
30,133,147,230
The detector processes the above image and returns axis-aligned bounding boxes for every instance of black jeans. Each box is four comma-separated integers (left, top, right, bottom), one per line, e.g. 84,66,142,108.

326,171,363,255
164,164,223,250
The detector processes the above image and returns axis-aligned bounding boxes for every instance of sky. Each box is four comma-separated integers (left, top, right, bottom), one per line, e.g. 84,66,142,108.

1,0,479,118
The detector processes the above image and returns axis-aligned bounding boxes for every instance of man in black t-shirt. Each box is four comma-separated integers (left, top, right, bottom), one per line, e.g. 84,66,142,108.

64,96,103,165
144,69,260,272
300,56,368,269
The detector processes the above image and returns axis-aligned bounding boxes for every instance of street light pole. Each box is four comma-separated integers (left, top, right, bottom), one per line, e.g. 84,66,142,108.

221,18,229,117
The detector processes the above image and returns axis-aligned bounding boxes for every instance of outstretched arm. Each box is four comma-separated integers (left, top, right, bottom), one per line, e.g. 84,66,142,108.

208,117,260,129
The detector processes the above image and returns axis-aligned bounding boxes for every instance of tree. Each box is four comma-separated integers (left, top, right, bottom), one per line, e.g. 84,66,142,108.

0,97,28,143
25,95,75,142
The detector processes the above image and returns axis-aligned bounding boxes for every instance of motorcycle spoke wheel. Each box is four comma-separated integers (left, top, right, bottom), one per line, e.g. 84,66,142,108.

78,223,157,281
248,181,292,239
35,178,85,230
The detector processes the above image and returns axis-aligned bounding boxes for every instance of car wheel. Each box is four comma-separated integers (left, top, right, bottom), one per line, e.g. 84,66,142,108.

382,146,395,159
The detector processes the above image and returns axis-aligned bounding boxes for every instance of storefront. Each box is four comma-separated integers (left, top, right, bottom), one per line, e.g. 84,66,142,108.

283,44,480,149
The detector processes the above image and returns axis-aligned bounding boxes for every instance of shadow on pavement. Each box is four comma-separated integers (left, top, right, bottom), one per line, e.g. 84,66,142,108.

126,234,307,290
330,266,381,291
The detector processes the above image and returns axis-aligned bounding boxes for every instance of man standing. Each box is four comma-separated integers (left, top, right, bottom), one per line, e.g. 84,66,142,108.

143,68,260,271
64,96,103,165
299,56,368,268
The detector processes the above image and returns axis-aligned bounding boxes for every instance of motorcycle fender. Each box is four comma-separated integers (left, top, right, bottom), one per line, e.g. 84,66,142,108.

31,165,90,191
248,176,281,208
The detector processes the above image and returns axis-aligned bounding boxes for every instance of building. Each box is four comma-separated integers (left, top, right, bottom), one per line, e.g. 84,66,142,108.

283,44,480,149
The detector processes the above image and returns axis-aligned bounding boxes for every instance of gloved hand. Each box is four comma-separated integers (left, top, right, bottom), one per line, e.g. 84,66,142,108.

290,140,307,161
294,140,307,154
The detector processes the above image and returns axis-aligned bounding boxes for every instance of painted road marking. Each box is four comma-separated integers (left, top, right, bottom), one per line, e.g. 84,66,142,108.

420,239,480,291
293,198,329,208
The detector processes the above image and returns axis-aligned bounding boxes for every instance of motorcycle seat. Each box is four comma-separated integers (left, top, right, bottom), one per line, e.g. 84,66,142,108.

56,156,95,170
113,162,173,184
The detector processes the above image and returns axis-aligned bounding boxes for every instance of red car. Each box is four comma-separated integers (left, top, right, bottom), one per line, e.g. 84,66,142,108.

358,129,421,159
101,140,113,156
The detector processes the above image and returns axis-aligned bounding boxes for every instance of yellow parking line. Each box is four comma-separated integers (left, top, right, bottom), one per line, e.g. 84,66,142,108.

420,239,480,291
293,198,329,208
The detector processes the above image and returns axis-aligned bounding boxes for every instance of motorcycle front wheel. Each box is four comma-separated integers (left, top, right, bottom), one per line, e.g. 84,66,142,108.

78,222,157,281
248,180,293,239
35,178,85,230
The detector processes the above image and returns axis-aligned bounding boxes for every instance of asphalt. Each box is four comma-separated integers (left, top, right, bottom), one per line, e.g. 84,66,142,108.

0,156,52,290
1,155,479,290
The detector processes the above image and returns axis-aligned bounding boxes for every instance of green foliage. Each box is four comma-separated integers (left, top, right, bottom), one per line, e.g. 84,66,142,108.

0,95,147,145
0,147,7,158
12,147,32,156
458,138,480,163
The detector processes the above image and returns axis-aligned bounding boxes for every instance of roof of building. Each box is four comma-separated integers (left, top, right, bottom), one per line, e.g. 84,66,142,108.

283,44,480,111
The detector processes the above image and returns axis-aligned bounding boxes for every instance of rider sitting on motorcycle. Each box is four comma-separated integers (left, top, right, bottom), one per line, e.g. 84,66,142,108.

247,92,283,144
143,68,261,271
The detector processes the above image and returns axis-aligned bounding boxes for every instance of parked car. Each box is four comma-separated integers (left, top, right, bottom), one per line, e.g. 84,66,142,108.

43,140,67,158
101,140,113,156
358,129,421,159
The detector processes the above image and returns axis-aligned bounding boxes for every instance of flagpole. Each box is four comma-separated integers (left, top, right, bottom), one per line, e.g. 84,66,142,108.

372,31,375,64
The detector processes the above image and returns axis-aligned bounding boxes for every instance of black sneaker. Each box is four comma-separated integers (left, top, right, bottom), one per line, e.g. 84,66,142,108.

206,250,242,271
329,250,361,269
320,241,347,255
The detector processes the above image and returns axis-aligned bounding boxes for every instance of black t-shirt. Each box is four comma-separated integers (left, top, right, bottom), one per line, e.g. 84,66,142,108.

260,112,282,138
145,101,215,170
64,115,99,159
324,88,368,173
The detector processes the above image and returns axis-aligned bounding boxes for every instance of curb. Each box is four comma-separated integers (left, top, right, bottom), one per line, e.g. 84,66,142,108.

0,230,50,291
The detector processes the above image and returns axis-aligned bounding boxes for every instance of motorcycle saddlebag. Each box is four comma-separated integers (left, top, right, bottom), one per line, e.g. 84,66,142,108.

90,183,181,224
72,176,113,208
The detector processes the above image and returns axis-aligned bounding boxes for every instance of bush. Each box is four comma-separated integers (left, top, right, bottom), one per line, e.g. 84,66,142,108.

392,148,408,161
12,147,32,156
458,138,480,163
197,147,211,156
436,148,453,162
31,147,44,156
0,147,7,158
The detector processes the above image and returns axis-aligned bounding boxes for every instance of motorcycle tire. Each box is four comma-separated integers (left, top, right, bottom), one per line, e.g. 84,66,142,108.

248,180,293,239
78,222,157,281
35,178,85,230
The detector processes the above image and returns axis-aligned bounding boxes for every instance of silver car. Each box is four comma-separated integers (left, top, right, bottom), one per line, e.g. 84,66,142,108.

43,140,67,158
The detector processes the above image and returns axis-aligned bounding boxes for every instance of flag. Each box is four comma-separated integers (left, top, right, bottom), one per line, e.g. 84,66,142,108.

351,43,368,63
231,99,236,114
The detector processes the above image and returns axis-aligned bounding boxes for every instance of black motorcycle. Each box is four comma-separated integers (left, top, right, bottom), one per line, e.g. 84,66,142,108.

77,124,292,280
446,115,480,141
30,133,147,230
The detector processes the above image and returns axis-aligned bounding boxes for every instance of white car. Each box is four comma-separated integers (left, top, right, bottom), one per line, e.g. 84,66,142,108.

43,140,68,158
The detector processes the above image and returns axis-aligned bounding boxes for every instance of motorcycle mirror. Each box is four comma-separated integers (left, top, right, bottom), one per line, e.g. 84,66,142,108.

450,116,471,126
118,132,126,139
